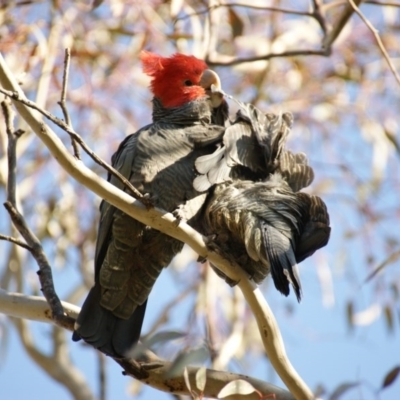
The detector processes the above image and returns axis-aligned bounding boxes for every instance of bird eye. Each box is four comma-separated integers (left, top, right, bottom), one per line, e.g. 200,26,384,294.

184,80,193,86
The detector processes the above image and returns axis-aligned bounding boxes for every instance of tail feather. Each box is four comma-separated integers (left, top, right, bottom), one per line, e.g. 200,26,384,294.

278,150,314,192
261,221,302,301
73,284,147,357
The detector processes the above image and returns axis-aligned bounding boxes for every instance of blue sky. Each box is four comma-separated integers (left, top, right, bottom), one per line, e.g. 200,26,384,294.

1,2,399,399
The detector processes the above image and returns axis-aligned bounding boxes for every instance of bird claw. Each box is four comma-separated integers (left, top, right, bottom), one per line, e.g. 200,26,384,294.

197,254,207,263
172,206,186,226
141,193,155,209
203,239,241,286
204,234,217,244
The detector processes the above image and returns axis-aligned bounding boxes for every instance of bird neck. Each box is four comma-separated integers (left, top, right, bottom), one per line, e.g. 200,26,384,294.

151,97,212,125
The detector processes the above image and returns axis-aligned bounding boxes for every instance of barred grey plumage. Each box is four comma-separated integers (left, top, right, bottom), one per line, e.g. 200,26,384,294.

195,100,330,300
73,97,227,357
201,175,330,301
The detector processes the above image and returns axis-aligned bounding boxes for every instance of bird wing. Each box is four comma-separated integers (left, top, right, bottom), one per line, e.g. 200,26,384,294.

74,131,148,356
202,177,330,301
94,132,140,278
194,100,295,191
278,150,314,192
295,193,331,263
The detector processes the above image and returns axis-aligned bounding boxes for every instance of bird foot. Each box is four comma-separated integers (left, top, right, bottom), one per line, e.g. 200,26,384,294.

141,193,155,209
204,239,240,286
172,207,185,226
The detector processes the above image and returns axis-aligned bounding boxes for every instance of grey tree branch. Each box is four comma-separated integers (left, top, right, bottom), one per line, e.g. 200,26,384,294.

207,49,330,67
3,201,76,329
322,0,364,50
57,47,81,158
0,52,313,399
0,289,294,400
0,86,150,206
348,0,400,86
0,232,33,250
1,99,75,330
0,288,80,323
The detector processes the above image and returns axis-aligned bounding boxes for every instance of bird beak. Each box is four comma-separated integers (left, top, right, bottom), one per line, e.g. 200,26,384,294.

200,69,224,108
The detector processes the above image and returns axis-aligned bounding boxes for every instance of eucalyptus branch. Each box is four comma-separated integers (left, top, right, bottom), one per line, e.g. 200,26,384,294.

59,48,72,126
57,47,81,158
322,0,364,50
348,0,400,86
0,87,150,206
365,0,400,6
0,288,79,324
0,289,294,400
311,0,328,35
0,52,313,399
177,3,316,21
0,233,33,250
2,98,75,330
207,48,330,67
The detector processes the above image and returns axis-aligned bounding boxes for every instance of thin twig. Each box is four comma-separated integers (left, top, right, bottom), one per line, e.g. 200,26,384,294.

0,233,33,250
348,0,400,86
0,87,151,206
320,0,400,6
1,100,24,202
176,3,315,22
2,98,74,330
322,0,364,50
364,249,400,283
4,203,75,329
311,0,328,35
59,49,71,125
365,1,400,6
206,48,330,67
98,352,106,400
57,48,81,159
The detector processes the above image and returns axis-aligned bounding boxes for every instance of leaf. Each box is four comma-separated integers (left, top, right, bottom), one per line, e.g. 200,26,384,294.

218,379,257,398
92,0,104,9
196,366,207,392
384,306,394,332
346,301,354,331
228,8,244,38
127,330,185,358
183,367,191,392
364,249,400,283
166,347,209,378
329,382,360,400
381,365,400,390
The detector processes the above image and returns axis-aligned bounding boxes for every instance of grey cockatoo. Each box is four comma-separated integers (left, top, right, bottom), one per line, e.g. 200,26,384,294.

73,52,229,357
194,100,330,300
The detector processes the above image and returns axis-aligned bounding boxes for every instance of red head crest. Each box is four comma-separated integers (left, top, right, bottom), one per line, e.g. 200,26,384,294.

140,51,209,108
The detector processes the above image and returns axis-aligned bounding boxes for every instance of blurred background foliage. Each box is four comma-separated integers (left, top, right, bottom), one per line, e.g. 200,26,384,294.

0,1,399,399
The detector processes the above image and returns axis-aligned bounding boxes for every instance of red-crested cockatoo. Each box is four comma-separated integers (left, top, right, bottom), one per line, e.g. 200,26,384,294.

73,52,228,357
194,100,331,301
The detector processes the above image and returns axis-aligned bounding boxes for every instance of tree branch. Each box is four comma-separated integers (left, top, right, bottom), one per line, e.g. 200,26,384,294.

0,232,33,250
322,0,364,50
0,86,150,206
1,98,75,330
348,0,400,86
0,52,313,399
0,288,79,323
57,47,81,158
206,49,330,67
0,290,294,399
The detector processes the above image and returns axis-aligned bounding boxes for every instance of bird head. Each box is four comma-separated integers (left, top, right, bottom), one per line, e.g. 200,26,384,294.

140,51,223,109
